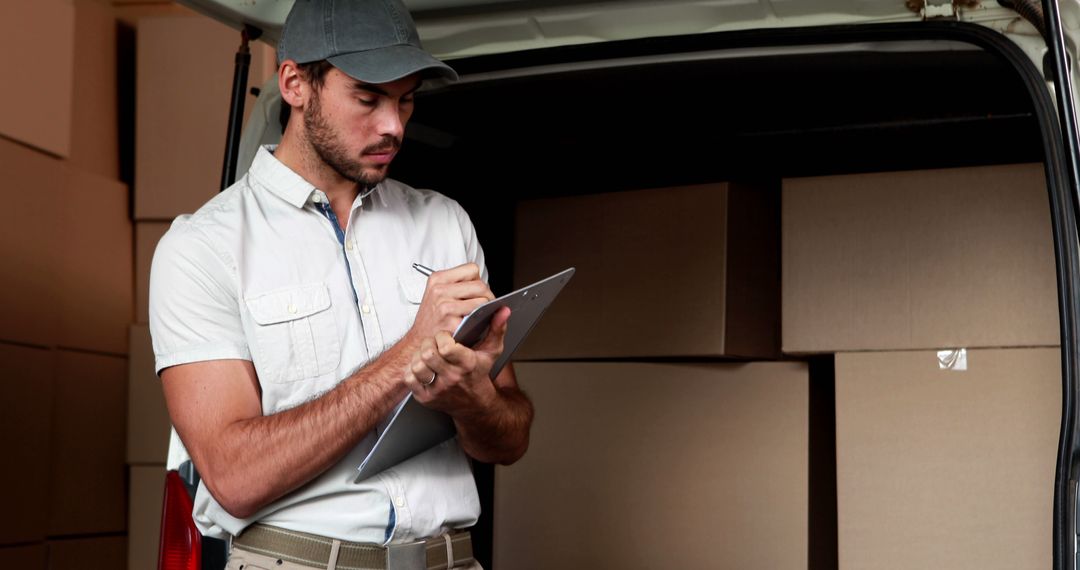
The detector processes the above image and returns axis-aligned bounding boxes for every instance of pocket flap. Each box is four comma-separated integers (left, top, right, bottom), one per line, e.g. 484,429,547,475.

246,283,331,325
398,272,428,304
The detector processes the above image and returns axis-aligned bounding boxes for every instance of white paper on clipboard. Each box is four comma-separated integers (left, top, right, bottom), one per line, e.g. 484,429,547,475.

354,267,575,482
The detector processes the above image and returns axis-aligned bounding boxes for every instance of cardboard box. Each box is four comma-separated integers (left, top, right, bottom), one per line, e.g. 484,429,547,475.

135,15,277,220
783,163,1058,353
49,537,126,570
136,222,171,324
514,182,779,359
0,0,74,157
0,344,53,546
115,2,200,27
0,544,47,569
70,0,120,179
835,349,1059,570
58,168,133,354
0,141,131,352
494,361,808,569
129,465,165,570
48,351,127,536
129,325,171,463
0,139,64,347
135,15,232,221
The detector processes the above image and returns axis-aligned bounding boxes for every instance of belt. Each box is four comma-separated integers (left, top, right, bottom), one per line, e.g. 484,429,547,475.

232,524,474,570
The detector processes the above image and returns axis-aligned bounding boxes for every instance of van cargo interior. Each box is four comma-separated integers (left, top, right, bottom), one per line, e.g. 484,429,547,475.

388,41,1052,569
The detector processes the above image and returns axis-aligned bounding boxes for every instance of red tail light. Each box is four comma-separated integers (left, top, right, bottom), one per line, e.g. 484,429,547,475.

159,470,202,570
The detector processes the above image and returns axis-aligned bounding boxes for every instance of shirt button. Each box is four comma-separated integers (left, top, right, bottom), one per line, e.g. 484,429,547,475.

287,304,297,314
345,242,354,251
311,194,321,203
361,304,371,314
394,496,405,508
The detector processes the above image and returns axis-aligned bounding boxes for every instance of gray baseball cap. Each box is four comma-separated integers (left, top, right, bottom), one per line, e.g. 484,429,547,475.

278,0,458,84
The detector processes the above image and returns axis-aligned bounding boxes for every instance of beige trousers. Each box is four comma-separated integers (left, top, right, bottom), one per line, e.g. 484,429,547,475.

225,543,483,570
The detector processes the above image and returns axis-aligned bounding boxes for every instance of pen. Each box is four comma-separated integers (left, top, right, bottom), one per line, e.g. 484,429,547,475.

412,263,435,277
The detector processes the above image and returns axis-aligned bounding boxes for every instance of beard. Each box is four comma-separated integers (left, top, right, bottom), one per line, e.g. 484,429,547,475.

303,89,401,189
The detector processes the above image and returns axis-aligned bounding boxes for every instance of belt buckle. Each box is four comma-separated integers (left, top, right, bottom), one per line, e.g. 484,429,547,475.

386,540,426,570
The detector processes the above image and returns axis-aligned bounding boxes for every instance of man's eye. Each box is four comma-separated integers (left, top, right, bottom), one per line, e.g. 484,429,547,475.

358,98,377,106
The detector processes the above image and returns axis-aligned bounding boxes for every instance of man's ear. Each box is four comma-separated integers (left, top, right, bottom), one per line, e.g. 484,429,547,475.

278,59,306,109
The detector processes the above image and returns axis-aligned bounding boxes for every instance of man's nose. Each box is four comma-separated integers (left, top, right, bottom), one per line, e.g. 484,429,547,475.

374,102,406,140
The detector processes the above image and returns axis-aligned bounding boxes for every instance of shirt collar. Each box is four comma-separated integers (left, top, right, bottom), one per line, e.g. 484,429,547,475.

249,145,318,208
250,145,383,211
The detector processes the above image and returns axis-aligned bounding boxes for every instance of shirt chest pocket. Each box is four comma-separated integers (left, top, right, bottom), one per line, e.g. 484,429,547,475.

245,283,341,383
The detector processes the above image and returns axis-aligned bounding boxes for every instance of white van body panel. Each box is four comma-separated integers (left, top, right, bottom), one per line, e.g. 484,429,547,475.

175,0,1078,104
177,1,1050,55
173,0,1080,168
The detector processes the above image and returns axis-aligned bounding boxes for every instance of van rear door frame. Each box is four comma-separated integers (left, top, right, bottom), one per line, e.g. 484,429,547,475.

1040,1,1080,568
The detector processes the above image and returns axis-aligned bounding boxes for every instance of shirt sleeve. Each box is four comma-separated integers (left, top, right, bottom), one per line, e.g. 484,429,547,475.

148,221,251,374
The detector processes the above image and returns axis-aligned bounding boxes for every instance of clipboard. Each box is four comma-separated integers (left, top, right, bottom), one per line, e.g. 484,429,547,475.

354,267,575,482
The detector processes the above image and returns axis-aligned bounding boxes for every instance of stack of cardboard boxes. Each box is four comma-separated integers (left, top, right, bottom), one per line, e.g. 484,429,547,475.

783,163,1060,570
497,163,1060,569
497,182,814,568
0,0,130,567
2,2,275,568
126,8,276,570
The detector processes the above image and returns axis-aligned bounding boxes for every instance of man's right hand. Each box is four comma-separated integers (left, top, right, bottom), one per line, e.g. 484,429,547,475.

407,262,494,345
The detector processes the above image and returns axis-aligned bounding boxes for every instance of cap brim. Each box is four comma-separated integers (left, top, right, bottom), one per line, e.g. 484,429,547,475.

328,44,459,85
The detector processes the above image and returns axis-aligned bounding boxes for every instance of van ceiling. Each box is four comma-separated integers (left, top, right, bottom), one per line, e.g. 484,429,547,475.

395,48,1041,201
178,0,923,57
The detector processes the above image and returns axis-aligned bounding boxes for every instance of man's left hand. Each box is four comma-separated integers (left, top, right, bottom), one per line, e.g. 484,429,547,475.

404,306,510,415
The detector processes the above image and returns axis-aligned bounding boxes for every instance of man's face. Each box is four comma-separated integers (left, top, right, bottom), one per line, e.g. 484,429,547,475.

303,67,420,188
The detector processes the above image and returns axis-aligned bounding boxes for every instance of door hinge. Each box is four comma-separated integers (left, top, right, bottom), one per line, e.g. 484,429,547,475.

906,0,980,20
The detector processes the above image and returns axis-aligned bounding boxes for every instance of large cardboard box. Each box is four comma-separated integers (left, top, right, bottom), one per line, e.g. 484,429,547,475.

495,361,808,569
0,544,47,569
135,15,277,220
115,2,199,25
129,465,165,570
129,325,171,463
514,182,779,359
835,349,1060,570
0,0,74,157
48,351,128,536
70,0,120,179
136,222,171,324
0,139,132,352
0,139,64,347
58,168,133,355
0,344,53,546
49,537,127,570
783,163,1058,353
135,15,233,220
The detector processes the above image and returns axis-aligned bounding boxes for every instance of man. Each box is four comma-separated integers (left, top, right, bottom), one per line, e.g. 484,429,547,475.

148,1,533,568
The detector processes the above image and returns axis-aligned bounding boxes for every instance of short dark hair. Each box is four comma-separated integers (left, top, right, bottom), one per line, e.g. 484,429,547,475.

297,60,334,92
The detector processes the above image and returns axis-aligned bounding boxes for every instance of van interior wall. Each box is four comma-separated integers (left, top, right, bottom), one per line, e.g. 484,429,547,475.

390,47,1045,568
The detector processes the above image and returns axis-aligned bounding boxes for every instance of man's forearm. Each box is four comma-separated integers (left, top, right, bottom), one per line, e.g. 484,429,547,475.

194,343,412,519
453,386,533,465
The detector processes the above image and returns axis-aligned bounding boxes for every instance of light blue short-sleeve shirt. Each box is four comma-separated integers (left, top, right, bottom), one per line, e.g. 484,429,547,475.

148,145,486,544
